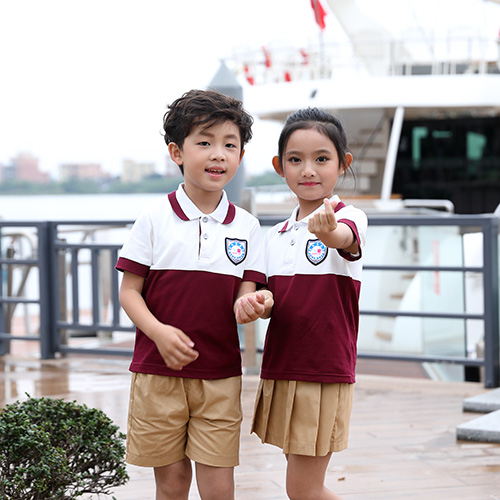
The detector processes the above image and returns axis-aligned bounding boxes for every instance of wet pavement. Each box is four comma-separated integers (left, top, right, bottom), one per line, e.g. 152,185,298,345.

1,355,499,499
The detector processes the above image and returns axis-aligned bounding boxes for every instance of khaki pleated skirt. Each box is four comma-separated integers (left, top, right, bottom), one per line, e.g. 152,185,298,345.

251,379,354,456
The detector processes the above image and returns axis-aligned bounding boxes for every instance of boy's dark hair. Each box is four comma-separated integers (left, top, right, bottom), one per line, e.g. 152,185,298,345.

277,107,350,169
163,89,253,151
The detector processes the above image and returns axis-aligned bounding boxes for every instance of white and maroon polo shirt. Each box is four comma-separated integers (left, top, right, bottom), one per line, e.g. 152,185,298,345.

116,184,266,379
261,195,367,384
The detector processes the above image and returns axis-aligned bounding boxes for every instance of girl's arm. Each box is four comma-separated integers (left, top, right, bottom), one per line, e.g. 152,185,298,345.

119,271,199,370
308,198,359,254
234,281,274,324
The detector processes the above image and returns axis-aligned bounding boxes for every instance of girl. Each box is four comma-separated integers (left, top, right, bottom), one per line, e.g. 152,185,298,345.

252,108,367,500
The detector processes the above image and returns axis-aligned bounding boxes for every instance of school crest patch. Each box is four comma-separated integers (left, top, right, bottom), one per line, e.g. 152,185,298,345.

306,239,328,265
225,238,247,265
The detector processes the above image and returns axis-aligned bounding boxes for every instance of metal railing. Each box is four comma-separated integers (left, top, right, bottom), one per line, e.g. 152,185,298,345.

231,34,500,85
1,215,499,387
360,214,499,389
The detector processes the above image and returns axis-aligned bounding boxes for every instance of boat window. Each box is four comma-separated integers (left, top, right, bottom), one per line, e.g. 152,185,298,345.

393,117,500,213
467,132,487,161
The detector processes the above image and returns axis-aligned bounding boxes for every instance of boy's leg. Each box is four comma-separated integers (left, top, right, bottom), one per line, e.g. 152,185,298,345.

185,377,241,500
154,457,192,500
195,463,235,500
286,453,344,500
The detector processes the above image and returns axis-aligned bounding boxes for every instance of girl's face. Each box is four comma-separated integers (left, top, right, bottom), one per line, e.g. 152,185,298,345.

273,128,352,218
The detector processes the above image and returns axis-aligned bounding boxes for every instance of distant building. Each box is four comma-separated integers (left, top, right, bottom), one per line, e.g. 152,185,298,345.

121,159,156,183
4,153,51,183
59,162,109,182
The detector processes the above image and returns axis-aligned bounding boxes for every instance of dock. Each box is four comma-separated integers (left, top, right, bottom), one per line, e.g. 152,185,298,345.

1,355,499,499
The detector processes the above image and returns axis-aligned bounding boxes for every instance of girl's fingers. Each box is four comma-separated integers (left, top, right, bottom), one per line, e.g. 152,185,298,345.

309,208,336,234
323,199,335,225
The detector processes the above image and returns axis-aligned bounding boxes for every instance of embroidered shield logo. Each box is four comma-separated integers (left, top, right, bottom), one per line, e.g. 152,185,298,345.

306,239,328,265
225,238,247,265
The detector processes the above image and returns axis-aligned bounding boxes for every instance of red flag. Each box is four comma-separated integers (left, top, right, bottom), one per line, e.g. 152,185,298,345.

310,0,327,31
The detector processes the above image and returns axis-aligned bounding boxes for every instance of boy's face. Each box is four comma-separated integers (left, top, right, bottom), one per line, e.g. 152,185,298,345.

168,120,244,199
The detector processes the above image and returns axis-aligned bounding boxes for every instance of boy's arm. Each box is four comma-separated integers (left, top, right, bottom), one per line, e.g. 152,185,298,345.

119,271,199,370
308,198,359,254
234,281,274,324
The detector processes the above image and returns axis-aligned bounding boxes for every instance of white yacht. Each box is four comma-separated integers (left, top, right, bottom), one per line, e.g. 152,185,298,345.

231,0,500,215
224,0,500,382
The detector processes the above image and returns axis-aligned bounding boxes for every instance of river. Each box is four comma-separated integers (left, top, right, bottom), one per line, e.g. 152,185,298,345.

0,193,163,222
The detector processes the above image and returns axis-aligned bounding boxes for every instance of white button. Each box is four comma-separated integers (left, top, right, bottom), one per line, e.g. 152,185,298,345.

294,224,299,230
202,233,209,240
290,240,295,246
202,216,208,223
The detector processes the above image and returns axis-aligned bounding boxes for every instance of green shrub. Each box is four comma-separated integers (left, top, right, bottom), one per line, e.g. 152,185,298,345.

0,395,129,500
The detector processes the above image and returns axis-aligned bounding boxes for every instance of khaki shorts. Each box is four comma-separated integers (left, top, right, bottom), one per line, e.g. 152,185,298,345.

126,373,242,468
251,379,354,456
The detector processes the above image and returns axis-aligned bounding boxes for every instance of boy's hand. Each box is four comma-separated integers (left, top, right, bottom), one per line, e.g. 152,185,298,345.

234,290,274,324
150,324,199,371
308,198,338,238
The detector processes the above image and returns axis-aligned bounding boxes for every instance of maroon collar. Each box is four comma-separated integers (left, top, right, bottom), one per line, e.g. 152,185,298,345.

168,191,236,224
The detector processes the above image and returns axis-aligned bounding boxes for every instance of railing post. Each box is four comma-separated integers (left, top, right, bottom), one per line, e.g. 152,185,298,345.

0,228,8,356
482,215,500,388
38,222,56,359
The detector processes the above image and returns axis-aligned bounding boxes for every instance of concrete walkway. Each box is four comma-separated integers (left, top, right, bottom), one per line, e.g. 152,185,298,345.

457,388,500,444
1,356,499,499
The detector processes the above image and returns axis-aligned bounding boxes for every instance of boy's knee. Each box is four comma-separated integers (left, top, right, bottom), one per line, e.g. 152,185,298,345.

155,458,192,500
200,483,234,500
196,464,234,500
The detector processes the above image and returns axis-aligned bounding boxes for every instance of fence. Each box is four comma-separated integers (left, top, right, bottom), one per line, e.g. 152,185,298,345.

0,214,499,387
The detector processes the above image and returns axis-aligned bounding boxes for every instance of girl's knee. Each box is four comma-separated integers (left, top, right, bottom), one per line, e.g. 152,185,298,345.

286,472,333,500
286,480,309,500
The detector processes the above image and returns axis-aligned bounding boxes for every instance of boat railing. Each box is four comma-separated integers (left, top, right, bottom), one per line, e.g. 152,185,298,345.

231,34,500,85
0,215,499,387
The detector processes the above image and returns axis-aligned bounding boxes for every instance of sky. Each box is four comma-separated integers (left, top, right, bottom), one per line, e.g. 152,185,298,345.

1,0,499,179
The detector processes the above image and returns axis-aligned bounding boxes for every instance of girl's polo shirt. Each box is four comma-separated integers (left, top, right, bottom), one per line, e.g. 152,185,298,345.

261,196,367,384
116,184,266,380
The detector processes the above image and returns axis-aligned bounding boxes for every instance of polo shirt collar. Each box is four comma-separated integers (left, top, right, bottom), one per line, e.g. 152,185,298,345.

278,195,343,233
168,183,236,224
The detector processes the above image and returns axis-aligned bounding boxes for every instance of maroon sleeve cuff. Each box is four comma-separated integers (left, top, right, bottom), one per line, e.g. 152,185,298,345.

242,270,267,287
337,219,362,262
115,257,150,277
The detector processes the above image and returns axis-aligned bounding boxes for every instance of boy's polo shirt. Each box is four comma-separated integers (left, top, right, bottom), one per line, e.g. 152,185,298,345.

116,184,266,379
261,195,367,384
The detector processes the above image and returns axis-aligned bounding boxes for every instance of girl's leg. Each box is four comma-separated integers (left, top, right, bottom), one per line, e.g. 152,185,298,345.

195,463,235,500
154,457,192,500
286,453,344,500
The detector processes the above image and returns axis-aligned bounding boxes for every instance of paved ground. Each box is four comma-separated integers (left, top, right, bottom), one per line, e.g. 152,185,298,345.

1,355,499,499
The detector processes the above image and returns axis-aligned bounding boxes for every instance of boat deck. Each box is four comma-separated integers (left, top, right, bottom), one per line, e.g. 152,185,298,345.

1,355,499,500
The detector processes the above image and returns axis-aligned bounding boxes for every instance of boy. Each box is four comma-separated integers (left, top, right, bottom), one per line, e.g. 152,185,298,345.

116,89,272,500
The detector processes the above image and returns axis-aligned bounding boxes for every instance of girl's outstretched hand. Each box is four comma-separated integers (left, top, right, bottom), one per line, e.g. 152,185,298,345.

234,290,274,324
308,198,338,237
308,198,359,252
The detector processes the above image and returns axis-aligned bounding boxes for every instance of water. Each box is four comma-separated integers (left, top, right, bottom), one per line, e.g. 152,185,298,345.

0,193,162,222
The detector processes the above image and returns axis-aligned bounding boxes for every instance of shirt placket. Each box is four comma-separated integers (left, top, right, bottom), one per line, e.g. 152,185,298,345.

199,216,216,261
282,222,301,267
